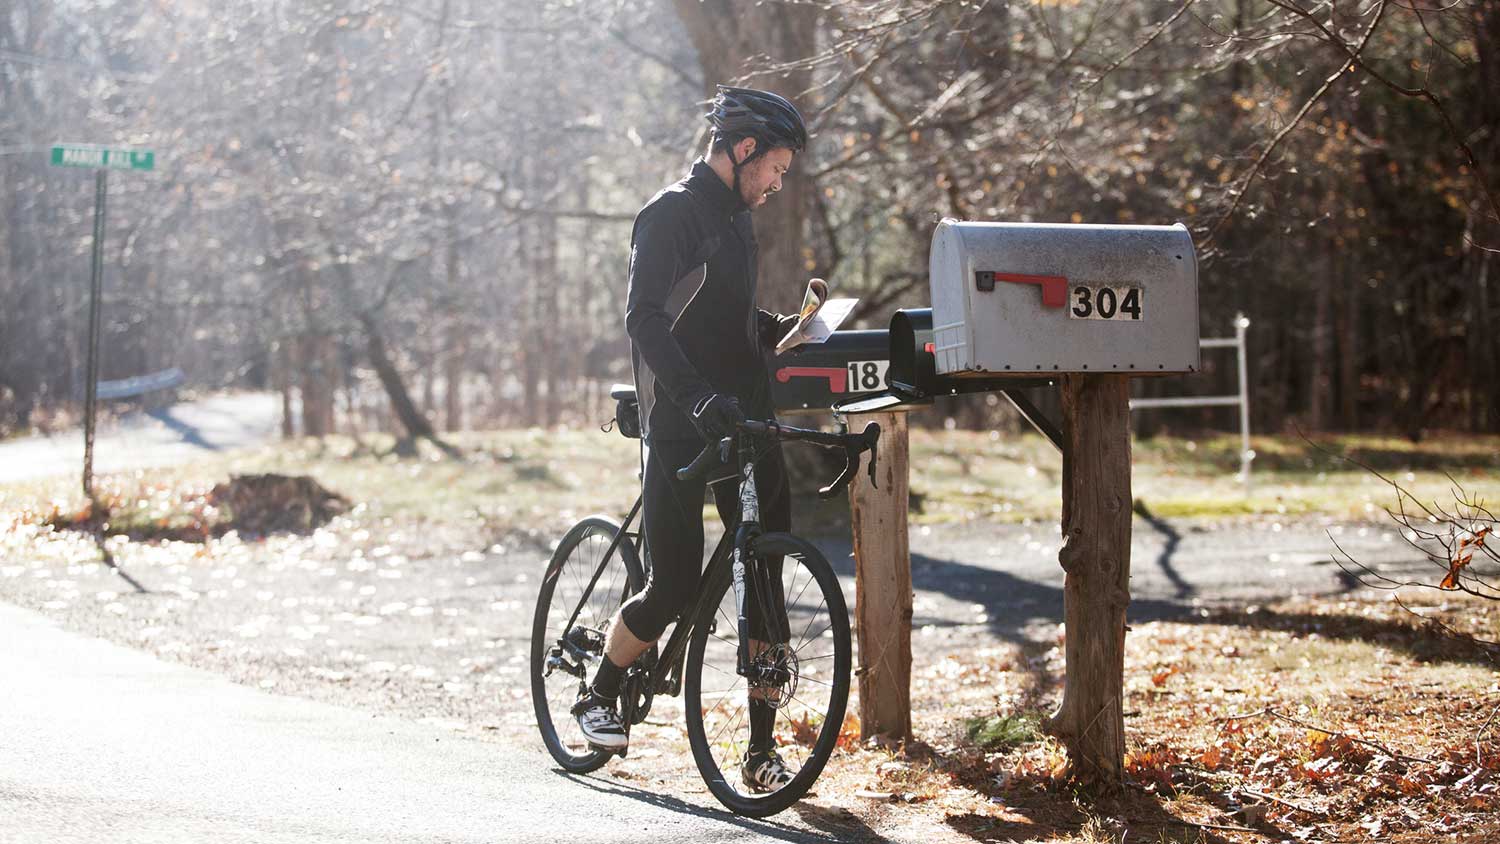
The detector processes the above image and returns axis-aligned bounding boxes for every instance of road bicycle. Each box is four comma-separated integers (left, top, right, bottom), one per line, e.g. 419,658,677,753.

529,388,879,817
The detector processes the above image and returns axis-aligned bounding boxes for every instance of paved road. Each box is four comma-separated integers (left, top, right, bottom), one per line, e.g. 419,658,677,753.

796,517,1422,652
0,602,938,844
0,392,279,482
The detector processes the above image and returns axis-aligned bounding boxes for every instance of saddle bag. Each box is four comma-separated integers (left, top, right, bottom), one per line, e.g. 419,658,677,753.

614,398,642,439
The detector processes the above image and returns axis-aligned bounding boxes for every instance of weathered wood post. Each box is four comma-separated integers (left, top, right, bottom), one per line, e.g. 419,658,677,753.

1046,373,1133,785
846,410,913,742
922,219,1199,787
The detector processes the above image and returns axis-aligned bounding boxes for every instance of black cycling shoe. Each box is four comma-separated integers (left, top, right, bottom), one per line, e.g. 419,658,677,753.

571,689,628,751
741,747,795,792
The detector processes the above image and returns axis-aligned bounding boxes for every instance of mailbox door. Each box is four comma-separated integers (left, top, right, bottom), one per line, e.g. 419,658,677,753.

832,308,1048,416
769,330,892,414
930,220,1200,375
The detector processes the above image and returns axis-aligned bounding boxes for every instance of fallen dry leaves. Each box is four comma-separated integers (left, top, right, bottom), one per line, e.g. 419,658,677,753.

811,593,1500,842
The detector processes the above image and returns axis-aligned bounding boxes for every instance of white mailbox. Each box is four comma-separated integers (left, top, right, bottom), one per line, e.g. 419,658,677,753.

929,220,1200,375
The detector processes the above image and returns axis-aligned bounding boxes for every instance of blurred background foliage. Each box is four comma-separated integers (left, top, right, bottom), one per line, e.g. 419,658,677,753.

2,0,1494,441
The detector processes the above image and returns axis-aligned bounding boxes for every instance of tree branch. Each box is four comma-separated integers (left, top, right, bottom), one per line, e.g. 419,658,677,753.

1203,0,1387,244
1263,0,1500,233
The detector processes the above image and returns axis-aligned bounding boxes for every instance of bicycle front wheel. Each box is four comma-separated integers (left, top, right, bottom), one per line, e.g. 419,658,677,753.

683,532,851,817
530,515,644,773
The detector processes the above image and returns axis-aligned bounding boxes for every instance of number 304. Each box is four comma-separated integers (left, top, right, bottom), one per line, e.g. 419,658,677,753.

1069,285,1143,321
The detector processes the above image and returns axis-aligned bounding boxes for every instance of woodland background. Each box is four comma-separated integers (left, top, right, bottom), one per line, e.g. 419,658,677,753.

2,0,1496,442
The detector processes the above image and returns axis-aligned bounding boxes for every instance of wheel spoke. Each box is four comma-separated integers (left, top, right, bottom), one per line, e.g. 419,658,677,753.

795,598,829,648
787,564,815,613
708,700,746,748
702,681,744,726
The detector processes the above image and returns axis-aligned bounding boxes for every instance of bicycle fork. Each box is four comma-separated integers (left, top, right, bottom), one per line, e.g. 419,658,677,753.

732,460,760,678
731,444,790,683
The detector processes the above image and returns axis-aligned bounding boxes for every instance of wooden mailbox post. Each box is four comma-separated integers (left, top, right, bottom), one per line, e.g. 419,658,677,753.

845,410,913,742
1048,374,1134,782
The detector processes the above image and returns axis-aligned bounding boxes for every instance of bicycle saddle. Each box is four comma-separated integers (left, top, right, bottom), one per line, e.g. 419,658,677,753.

610,384,637,402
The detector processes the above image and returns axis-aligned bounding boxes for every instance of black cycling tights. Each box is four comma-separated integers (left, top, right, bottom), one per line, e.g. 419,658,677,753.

619,438,791,643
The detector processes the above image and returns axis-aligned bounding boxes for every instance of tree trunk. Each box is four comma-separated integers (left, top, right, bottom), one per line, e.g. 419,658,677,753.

1309,266,1331,431
669,0,817,314
444,209,464,432
357,310,446,450
277,339,295,439
1474,3,1500,431
445,333,464,432
537,211,560,427
1338,270,1359,431
299,331,336,437
421,339,436,421
1046,374,1132,788
1477,250,1495,431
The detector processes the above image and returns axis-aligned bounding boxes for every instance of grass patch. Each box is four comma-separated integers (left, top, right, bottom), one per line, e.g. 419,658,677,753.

964,712,1043,751
3,428,1494,543
1,429,642,547
907,428,1497,524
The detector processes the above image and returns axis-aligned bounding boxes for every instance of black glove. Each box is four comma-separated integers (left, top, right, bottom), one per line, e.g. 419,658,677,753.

690,393,745,441
757,310,799,351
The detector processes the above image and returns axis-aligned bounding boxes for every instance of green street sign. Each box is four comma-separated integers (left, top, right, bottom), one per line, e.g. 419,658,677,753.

49,144,155,171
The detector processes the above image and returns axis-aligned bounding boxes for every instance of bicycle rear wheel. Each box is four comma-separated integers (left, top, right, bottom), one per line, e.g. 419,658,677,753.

683,532,851,817
530,515,644,773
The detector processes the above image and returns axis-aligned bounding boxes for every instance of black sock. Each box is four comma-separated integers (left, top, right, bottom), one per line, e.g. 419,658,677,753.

591,656,625,699
748,697,775,753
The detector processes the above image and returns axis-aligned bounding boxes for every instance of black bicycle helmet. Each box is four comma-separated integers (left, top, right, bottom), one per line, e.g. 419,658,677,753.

706,85,808,154
706,85,808,200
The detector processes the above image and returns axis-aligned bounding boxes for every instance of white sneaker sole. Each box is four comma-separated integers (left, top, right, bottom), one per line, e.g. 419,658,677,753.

579,727,628,751
585,737,628,752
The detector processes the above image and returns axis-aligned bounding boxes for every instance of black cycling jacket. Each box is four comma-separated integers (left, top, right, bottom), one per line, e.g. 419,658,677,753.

626,159,793,442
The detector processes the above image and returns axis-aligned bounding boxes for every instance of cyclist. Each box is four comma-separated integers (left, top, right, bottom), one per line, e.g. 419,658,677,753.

573,85,808,791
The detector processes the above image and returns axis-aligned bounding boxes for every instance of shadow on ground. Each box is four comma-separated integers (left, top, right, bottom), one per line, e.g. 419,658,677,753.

944,786,1242,844
559,770,892,843
814,532,1490,670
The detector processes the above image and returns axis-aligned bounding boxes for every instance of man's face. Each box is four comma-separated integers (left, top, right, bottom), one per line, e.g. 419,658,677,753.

738,145,795,209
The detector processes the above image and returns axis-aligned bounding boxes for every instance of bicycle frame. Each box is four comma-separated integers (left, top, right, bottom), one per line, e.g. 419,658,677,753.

551,419,875,707
551,439,786,701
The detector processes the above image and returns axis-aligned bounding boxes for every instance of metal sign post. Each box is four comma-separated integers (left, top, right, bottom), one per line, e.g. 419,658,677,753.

49,143,155,498
83,168,106,498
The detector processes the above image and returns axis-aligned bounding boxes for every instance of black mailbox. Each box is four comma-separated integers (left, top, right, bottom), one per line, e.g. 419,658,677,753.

770,309,1059,435
834,309,1049,416
769,329,892,415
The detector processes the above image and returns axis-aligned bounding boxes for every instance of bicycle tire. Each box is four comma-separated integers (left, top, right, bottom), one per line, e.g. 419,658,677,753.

530,515,645,773
682,532,851,817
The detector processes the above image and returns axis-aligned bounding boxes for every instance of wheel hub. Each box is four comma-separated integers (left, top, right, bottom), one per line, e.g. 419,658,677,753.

747,643,799,709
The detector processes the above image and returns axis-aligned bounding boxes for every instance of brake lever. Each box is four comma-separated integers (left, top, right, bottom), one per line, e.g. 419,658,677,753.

676,436,733,482
817,424,882,499
857,422,880,490
816,457,853,500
